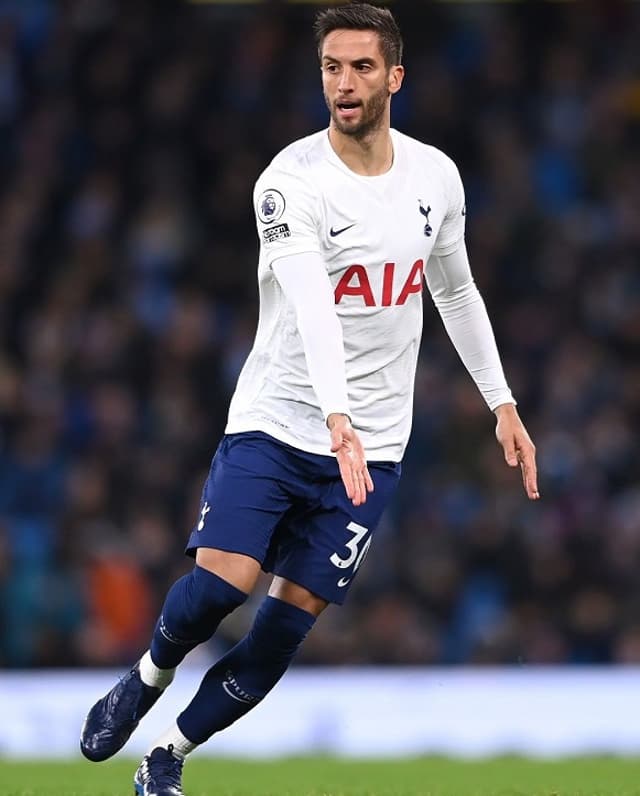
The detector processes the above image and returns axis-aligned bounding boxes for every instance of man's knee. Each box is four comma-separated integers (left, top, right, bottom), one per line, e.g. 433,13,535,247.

151,565,248,668
162,565,247,639
195,547,262,594
268,576,328,617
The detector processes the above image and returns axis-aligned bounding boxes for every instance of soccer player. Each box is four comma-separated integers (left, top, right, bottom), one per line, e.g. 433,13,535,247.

80,3,539,794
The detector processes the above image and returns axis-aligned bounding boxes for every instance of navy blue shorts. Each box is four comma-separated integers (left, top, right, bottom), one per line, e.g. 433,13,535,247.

186,431,401,605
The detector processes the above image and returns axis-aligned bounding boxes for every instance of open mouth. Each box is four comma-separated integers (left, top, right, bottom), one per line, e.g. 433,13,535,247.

336,101,361,117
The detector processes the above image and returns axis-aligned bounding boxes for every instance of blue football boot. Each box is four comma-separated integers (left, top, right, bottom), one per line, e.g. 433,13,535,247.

134,746,184,796
80,663,162,761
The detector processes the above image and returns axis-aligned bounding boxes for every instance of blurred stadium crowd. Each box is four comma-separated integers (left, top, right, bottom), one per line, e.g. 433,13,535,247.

0,0,639,669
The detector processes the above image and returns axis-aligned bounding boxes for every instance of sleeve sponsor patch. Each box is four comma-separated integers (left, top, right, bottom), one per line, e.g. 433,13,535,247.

257,189,286,224
262,223,291,243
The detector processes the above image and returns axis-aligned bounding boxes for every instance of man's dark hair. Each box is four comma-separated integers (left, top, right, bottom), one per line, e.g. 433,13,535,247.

314,3,403,68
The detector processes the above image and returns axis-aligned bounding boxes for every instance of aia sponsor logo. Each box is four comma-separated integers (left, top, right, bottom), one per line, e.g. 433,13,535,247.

334,260,424,306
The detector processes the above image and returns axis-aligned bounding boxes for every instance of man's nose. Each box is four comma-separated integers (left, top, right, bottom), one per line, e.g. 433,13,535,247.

337,68,355,92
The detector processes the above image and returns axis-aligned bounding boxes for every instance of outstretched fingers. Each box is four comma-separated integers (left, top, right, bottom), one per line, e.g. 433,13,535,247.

506,432,539,501
495,407,540,501
330,423,374,507
517,442,539,501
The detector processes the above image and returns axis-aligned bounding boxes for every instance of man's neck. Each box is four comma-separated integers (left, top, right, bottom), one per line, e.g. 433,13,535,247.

328,124,394,176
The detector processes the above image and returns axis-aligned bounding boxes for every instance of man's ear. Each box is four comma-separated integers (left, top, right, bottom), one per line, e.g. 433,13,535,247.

388,64,405,95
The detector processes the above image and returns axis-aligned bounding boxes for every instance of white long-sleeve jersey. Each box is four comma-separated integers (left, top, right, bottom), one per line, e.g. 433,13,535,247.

225,128,514,461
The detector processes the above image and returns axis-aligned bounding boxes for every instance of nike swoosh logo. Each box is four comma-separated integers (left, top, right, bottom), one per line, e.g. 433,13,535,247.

330,223,356,237
337,577,351,588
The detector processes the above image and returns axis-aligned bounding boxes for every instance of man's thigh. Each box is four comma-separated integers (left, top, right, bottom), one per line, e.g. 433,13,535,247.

266,461,401,605
185,433,294,564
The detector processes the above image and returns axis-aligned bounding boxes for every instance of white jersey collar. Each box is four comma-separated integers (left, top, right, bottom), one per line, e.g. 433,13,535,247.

322,128,401,182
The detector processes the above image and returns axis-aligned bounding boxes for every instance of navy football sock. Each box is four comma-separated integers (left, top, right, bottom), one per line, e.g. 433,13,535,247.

150,565,247,669
176,596,316,744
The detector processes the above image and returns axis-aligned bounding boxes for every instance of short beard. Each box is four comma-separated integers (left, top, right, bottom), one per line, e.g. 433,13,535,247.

326,84,389,141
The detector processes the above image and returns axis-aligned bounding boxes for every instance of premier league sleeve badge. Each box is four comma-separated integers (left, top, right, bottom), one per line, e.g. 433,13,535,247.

257,189,286,224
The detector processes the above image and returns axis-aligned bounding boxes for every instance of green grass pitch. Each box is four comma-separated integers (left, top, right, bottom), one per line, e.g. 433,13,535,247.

1,756,640,796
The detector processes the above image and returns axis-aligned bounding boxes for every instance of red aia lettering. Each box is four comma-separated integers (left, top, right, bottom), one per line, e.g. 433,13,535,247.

333,265,375,306
334,260,424,306
395,259,424,305
381,262,395,306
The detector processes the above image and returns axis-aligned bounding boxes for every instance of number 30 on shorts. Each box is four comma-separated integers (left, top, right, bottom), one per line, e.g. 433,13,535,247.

329,521,371,573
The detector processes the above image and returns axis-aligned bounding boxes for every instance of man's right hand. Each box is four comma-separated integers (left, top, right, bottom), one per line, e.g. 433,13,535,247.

327,413,374,507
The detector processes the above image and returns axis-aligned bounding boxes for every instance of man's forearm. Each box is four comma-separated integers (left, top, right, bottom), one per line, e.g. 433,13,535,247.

426,246,515,410
272,252,351,421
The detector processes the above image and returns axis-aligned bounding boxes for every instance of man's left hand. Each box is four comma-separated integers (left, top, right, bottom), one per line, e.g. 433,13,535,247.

327,413,374,507
494,403,540,500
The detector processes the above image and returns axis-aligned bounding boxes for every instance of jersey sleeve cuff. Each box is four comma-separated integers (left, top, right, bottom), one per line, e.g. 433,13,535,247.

322,405,352,423
487,392,517,411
